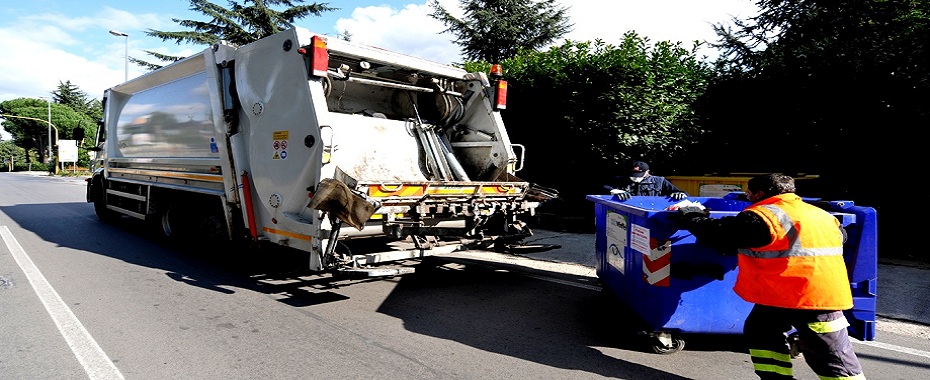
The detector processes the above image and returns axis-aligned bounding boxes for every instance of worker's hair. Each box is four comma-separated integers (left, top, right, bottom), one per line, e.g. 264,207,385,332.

747,173,796,197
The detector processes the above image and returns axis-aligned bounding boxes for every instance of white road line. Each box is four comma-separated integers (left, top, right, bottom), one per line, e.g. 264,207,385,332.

854,339,930,359
0,226,125,380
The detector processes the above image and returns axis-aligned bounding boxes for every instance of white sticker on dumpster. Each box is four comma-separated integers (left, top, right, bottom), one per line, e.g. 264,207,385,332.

605,211,628,273
699,184,743,197
630,224,650,255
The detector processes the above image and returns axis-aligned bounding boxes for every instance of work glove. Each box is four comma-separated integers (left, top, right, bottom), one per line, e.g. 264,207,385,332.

610,189,631,201
678,206,706,216
675,206,708,225
669,192,687,200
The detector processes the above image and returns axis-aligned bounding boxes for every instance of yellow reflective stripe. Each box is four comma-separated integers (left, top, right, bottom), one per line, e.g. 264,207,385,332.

818,373,865,380
808,316,850,333
108,167,224,182
262,227,312,242
753,363,794,377
749,349,792,363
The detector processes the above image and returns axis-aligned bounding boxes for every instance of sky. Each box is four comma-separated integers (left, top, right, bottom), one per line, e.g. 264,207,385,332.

0,0,759,137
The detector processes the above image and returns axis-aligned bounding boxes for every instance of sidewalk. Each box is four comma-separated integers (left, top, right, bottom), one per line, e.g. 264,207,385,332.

512,228,930,327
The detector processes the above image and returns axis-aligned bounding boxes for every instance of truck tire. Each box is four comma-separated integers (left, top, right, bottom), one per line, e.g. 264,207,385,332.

94,199,120,223
197,214,229,241
92,179,119,223
157,202,229,243
158,207,190,240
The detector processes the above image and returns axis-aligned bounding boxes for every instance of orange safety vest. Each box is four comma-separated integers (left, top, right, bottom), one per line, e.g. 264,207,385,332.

734,193,853,310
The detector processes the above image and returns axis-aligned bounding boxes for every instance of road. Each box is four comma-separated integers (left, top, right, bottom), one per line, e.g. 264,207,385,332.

1,172,928,379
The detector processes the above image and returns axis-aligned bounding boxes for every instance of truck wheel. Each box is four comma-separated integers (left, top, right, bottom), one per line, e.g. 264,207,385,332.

197,214,228,241
92,183,119,223
159,207,190,240
158,206,228,243
94,199,119,222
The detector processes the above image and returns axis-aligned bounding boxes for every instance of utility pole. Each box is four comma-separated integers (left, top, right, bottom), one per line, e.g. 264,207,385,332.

109,30,130,82
39,96,52,168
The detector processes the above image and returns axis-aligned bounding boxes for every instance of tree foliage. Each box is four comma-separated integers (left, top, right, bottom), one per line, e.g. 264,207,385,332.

701,0,929,176
0,97,97,167
713,1,929,80
0,139,28,171
429,0,573,62
134,0,337,69
702,0,930,259
497,34,713,210
53,80,102,121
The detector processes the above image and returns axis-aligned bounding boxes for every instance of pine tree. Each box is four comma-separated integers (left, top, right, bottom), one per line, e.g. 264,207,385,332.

134,0,337,70
53,80,98,119
429,0,573,63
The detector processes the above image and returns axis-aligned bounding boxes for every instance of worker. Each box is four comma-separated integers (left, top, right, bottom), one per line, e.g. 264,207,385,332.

604,160,687,200
675,173,865,380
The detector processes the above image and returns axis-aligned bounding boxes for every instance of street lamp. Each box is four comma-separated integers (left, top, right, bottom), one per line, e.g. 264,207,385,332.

109,30,129,82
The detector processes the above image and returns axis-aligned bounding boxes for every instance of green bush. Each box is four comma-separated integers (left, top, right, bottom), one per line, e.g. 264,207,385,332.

12,162,49,172
495,33,714,215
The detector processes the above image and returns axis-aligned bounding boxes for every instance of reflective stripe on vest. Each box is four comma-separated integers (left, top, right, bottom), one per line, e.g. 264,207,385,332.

737,204,844,259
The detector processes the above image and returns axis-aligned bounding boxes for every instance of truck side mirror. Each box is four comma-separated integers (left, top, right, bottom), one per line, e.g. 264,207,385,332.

72,127,85,142
96,119,106,142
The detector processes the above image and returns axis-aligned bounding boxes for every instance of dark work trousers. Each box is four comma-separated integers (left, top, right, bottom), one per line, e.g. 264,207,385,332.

743,304,865,379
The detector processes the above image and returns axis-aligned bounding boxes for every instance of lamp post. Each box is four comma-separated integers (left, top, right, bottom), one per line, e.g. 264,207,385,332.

109,30,129,82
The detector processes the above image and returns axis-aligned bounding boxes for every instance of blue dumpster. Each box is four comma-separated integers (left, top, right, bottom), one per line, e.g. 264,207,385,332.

585,194,877,354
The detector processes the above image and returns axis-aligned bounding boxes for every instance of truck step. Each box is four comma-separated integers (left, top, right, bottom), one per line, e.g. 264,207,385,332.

334,267,416,279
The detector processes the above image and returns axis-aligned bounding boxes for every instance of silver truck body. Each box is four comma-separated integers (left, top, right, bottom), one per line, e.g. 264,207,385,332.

87,27,542,272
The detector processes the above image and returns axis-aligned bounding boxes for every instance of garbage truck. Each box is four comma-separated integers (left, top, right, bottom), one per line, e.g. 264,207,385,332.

83,26,553,274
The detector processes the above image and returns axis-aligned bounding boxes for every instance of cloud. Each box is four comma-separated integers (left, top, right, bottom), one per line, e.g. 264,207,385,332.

333,2,461,64
0,6,199,103
0,28,107,101
561,0,758,58
329,0,757,64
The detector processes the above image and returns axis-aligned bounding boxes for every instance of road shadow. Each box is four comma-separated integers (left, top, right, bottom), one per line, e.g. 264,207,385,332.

377,257,745,378
1,200,744,378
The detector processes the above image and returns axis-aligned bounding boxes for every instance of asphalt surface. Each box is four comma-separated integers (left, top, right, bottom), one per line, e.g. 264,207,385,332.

19,171,930,337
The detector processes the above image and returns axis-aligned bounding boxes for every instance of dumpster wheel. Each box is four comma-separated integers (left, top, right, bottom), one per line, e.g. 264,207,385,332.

650,332,685,355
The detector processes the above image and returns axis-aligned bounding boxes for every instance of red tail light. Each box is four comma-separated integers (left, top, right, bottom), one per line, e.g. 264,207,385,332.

494,80,507,110
298,36,329,77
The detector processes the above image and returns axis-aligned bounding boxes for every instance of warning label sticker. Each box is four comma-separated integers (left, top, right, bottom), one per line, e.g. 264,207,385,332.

272,131,288,160
630,224,651,255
